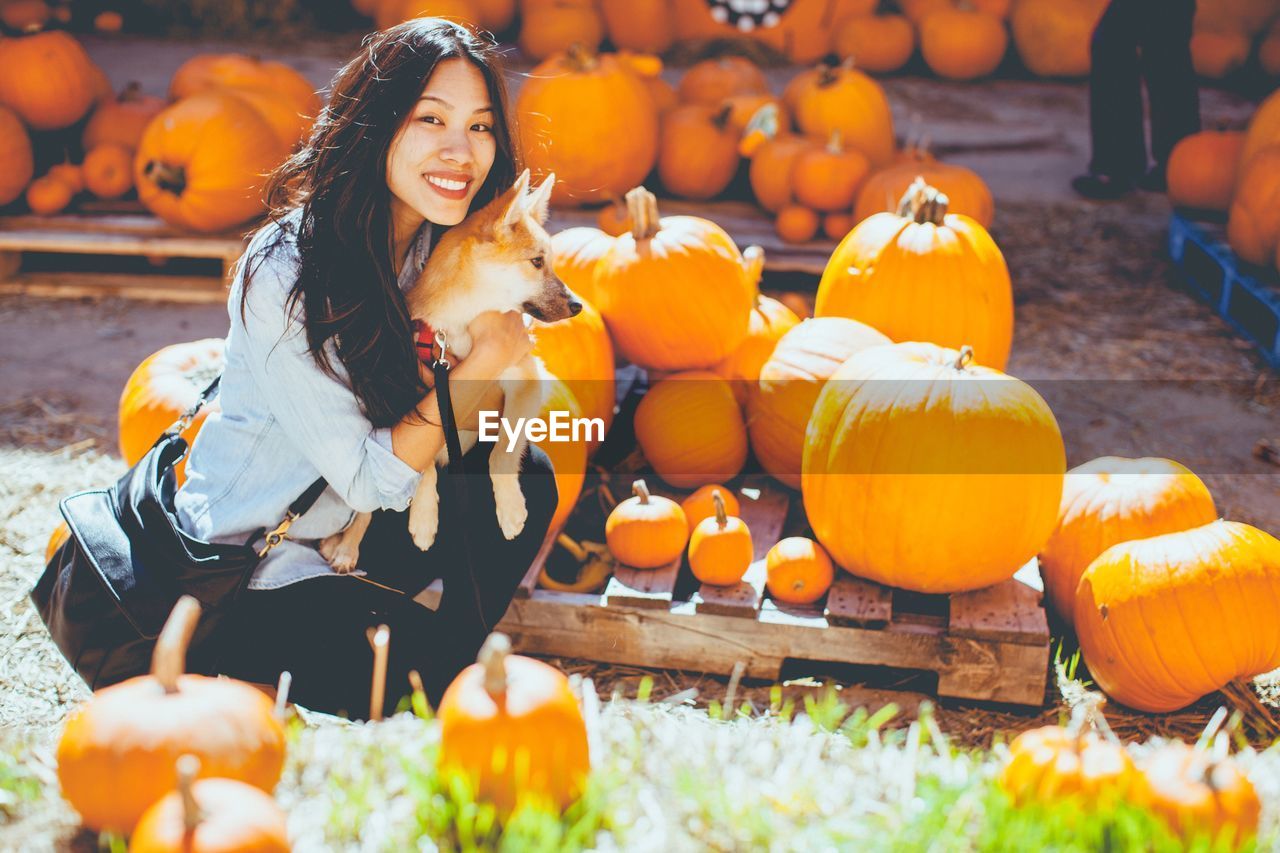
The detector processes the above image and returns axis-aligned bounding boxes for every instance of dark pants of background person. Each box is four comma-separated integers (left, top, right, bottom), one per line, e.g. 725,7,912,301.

1089,0,1200,179
217,441,557,720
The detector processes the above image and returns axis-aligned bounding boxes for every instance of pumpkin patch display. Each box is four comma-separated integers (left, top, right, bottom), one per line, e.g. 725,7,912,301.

56,597,286,834
1166,130,1245,212
605,479,688,568
681,484,741,535
517,47,659,207
817,179,1013,370
0,105,34,206
437,633,590,815
593,187,752,370
765,536,834,605
670,0,877,64
658,104,741,201
802,342,1066,593
1038,456,1217,628
688,490,753,586
82,82,166,152
0,29,100,131
1138,740,1261,848
854,152,995,227
748,317,890,489
789,59,896,167
1075,519,1280,713
635,371,748,489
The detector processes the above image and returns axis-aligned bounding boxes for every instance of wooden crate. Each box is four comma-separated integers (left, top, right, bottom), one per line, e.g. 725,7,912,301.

418,477,1051,707
0,209,247,303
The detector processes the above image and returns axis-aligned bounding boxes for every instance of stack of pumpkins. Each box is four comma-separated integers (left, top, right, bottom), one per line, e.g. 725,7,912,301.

1168,86,1280,274
1189,0,1280,79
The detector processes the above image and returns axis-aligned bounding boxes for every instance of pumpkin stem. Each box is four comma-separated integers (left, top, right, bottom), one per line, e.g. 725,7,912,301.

632,478,653,505
176,754,204,834
144,160,187,197
897,177,950,225
479,632,511,698
826,129,844,154
557,532,589,563
742,245,765,297
153,595,201,695
625,187,660,241
274,671,292,721
120,81,145,102
953,345,975,371
713,103,734,130
565,43,598,73
712,490,730,530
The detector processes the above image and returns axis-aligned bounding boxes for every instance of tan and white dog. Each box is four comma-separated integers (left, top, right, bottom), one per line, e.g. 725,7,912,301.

319,169,580,572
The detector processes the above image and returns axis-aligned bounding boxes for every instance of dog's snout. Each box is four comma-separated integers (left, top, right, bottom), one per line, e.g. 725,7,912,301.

568,299,583,316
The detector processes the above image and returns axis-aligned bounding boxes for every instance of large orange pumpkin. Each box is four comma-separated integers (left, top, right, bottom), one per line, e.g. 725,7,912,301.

593,187,753,370
119,339,226,485
220,87,313,152
530,298,615,453
82,82,165,152
168,54,320,121
790,59,895,167
517,46,659,207
635,371,748,489
671,0,876,64
803,342,1066,593
0,105,34,206
1076,519,1280,713
1239,88,1280,179
437,633,590,814
832,14,916,75
518,0,605,60
1038,457,1218,628
854,153,995,227
549,226,614,305
1010,0,1109,78
818,179,1013,369
0,30,99,131
919,7,1009,80
747,317,890,489
658,104,740,201
135,93,288,233
1166,129,1245,212
713,246,801,406
1226,144,1280,266
600,0,673,54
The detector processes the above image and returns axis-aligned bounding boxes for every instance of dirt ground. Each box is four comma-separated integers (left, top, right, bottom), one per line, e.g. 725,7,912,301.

2,35,1279,743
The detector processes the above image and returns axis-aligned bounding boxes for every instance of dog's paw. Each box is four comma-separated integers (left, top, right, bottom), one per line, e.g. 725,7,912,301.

408,501,440,552
493,476,528,540
319,534,360,574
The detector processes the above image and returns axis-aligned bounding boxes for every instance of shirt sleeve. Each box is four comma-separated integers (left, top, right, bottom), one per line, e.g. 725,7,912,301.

233,242,422,514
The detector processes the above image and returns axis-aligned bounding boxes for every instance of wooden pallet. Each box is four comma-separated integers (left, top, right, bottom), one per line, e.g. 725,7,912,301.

1168,211,1280,370
417,477,1051,707
0,210,247,303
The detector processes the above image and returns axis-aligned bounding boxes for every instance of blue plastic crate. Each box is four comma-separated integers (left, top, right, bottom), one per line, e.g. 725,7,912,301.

1168,212,1280,371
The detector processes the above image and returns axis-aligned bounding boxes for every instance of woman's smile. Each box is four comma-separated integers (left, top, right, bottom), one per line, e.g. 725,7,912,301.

424,170,472,200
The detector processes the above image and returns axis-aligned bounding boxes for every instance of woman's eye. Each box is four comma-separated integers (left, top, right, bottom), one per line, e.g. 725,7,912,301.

471,123,492,133
419,115,441,125
530,256,544,269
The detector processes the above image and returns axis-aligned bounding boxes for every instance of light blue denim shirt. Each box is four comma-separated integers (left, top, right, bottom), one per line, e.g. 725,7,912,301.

174,211,432,590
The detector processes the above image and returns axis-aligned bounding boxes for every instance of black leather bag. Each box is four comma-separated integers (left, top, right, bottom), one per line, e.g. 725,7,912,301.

30,377,326,690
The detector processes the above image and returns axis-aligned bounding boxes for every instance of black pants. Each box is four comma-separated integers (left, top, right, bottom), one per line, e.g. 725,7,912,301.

1088,0,1199,179
217,441,557,720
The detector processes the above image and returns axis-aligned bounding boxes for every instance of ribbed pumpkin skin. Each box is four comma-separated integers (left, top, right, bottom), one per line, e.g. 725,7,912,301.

594,214,751,370
1239,88,1280,178
1038,456,1218,628
748,318,890,490
792,65,895,167
549,226,613,304
1077,520,1280,713
1226,144,1280,266
1010,0,1108,78
0,106,34,206
635,371,748,489
854,158,995,227
815,207,1013,370
802,342,1066,593
0,31,99,131
517,51,658,207
920,9,1009,80
118,339,225,484
1166,130,1245,211
833,15,915,74
530,299,615,453
135,93,288,233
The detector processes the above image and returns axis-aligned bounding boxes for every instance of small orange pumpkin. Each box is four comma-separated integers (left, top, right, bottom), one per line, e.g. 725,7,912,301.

677,56,770,107
94,11,124,32
765,537,834,605
1138,740,1260,848
919,7,1009,81
790,59,895,167
688,490,753,586
658,103,740,201
792,131,871,212
749,134,810,214
635,371,748,489
775,206,820,244
1,0,51,30
681,484,741,535
833,15,915,74
595,195,631,236
83,144,135,200
1191,29,1251,79
82,82,165,152
26,175,73,216
518,0,605,60
1167,130,1244,211
47,163,84,194
605,479,688,568
823,213,855,241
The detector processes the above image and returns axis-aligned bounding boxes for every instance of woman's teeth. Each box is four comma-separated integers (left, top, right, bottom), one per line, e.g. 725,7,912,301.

427,175,467,191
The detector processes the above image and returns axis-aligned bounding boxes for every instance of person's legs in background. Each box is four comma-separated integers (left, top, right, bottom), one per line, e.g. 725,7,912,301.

1139,0,1200,190
1074,0,1148,199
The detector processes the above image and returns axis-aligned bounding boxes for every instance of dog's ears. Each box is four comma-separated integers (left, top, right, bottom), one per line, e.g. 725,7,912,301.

501,168,532,230
526,173,554,224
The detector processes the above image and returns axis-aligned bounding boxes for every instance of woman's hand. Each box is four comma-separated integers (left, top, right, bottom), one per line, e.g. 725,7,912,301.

467,310,532,374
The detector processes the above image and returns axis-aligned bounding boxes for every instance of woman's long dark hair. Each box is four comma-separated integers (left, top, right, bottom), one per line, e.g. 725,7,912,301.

243,18,519,427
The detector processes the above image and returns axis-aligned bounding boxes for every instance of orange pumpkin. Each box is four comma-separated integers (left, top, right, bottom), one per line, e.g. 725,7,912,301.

595,195,631,236
531,377,589,538
83,144,134,200
0,105,34,206
605,479,688,568
713,247,801,405
222,88,313,151
688,490,753,586
998,702,1138,809
1260,22,1280,77
658,104,740,201
1,0,51,30
833,15,916,75
765,536,834,605
854,152,995,227
750,134,810,213
919,7,1008,80
1139,741,1260,848
1190,29,1251,78
1076,520,1280,713
1239,88,1280,177
1038,456,1217,628
644,74,679,115
549,226,614,304
26,175,73,216
818,179,1013,369
1165,129,1245,211
530,298,615,453
1010,0,1108,78
775,205,820,244
135,93,288,233
93,10,124,32
790,59,895,167
518,0,605,60
792,132,871,212
635,371,748,489
823,212,855,241
680,484,741,535
776,292,812,320
897,0,950,23
374,0,483,31
593,187,752,370
45,163,83,194
0,30,99,131
56,597,286,834
476,0,517,31
1226,144,1280,266
747,317,890,490
677,56,770,106
82,82,165,152
600,0,673,53
129,755,291,853
438,633,590,814
671,0,877,64
803,342,1066,593
168,54,320,121
517,47,659,207
119,339,226,485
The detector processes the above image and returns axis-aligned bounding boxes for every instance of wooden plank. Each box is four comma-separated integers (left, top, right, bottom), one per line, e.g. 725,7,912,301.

0,227,245,260
0,272,226,304
824,574,893,628
603,557,681,610
948,577,1049,646
692,483,788,617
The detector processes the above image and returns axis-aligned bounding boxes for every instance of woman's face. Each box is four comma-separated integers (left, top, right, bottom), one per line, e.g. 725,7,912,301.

386,58,498,229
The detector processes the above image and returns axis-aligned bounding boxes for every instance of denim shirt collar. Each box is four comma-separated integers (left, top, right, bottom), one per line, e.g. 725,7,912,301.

397,221,433,293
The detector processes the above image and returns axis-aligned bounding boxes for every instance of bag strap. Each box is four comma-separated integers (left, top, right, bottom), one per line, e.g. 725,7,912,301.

166,375,222,439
